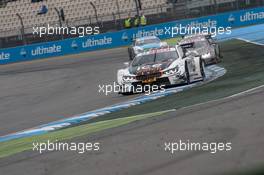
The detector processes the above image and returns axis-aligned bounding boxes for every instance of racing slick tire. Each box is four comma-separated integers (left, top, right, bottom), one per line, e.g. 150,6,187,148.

185,61,191,84
214,45,222,63
118,84,134,95
128,48,134,60
120,92,133,96
200,59,206,80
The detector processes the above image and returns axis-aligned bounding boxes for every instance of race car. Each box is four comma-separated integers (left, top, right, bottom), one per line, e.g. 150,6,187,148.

117,46,205,95
128,36,168,60
178,34,222,65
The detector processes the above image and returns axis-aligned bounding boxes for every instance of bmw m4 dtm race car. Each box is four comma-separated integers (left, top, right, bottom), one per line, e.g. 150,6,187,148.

128,36,168,60
178,34,222,65
117,46,205,95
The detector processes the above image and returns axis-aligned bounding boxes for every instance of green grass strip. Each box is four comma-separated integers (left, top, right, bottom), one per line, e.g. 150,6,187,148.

164,37,181,45
0,109,175,158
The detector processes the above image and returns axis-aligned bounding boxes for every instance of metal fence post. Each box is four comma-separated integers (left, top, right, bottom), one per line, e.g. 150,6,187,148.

16,13,27,45
54,7,64,40
133,0,140,17
90,2,99,27
115,0,122,29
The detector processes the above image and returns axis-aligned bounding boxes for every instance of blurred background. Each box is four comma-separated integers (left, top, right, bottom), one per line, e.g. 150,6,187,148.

0,0,263,48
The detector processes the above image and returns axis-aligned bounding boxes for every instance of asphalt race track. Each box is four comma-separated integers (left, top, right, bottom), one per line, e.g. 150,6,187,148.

0,47,138,136
1,32,264,174
1,85,264,175
1,24,263,136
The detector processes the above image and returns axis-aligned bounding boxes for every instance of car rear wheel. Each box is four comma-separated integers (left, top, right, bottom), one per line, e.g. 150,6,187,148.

128,48,133,60
185,62,190,84
214,45,222,63
120,92,133,95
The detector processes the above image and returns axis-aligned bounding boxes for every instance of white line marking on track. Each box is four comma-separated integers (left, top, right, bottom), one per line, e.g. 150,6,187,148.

181,84,264,110
0,65,226,142
237,38,264,46
228,84,264,98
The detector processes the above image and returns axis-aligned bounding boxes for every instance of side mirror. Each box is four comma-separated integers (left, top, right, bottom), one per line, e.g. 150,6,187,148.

123,62,129,67
185,51,199,58
209,38,217,45
211,42,217,46
160,42,168,47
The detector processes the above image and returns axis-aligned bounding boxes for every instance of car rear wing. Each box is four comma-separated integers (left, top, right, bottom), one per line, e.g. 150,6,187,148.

184,33,212,39
179,42,197,57
180,42,195,49
204,34,212,39
143,46,171,52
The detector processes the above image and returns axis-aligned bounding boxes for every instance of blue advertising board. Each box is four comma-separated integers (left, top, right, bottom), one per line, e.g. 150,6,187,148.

0,7,263,64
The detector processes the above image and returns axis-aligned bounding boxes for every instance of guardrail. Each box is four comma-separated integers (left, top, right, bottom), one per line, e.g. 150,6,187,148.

0,7,263,64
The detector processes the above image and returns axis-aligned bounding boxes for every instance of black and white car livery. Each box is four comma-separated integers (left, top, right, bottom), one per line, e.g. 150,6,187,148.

128,36,168,60
179,34,222,65
118,46,205,95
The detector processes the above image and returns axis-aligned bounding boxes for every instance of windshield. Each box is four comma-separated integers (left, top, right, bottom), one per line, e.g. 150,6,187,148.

132,50,178,67
183,40,208,52
135,38,160,46
193,40,208,48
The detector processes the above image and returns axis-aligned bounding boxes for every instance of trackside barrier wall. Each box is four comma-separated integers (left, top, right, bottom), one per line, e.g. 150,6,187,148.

0,7,263,64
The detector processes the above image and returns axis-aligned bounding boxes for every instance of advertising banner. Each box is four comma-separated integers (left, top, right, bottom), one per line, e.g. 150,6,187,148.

0,7,263,64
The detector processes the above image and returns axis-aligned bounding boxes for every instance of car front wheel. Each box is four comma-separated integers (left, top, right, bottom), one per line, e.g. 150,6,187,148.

128,48,133,60
185,62,190,84
200,59,206,80
214,45,222,63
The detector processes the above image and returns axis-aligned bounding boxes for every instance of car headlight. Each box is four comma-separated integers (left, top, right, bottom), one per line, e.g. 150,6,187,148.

163,66,180,75
202,53,211,59
123,75,136,82
135,48,143,54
